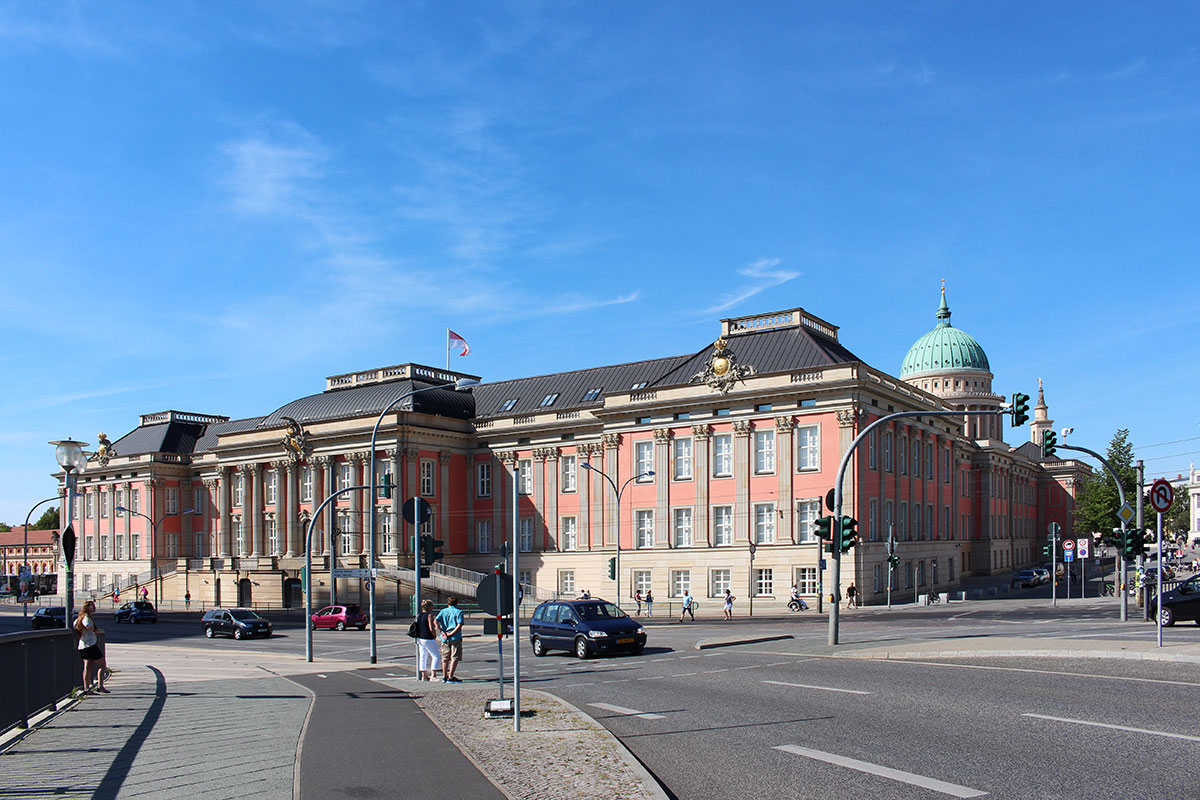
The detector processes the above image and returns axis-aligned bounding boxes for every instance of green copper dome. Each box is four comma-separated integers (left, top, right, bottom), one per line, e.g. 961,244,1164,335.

899,290,990,378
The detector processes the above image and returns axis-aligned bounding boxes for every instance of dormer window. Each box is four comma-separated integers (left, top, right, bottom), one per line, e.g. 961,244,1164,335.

538,393,559,408
582,387,603,402
631,381,648,390
499,398,518,412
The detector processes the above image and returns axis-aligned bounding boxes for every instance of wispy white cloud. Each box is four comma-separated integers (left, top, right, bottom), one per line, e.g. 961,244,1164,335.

700,259,802,316
220,121,328,217
1110,59,1148,80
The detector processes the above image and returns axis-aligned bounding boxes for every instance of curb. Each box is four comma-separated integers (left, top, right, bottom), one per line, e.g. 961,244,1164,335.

695,634,795,650
839,648,1200,664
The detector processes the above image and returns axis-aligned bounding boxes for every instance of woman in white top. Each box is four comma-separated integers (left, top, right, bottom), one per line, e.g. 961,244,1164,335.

74,601,109,693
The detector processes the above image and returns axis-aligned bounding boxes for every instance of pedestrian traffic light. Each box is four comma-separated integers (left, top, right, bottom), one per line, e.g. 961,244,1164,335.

1041,430,1058,459
814,515,835,553
1011,392,1031,427
608,557,616,580
838,516,859,553
380,472,393,499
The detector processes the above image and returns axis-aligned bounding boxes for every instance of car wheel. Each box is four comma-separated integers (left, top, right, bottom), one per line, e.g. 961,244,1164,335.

574,637,591,660
531,636,546,657
1161,607,1176,627
234,627,245,640
336,621,346,631
204,626,215,638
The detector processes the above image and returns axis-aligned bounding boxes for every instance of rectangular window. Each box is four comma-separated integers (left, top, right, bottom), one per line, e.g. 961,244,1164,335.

635,510,654,549
873,564,881,593
884,432,893,472
519,518,533,552
338,463,352,491
86,494,95,519
942,448,951,483
926,443,933,479
381,514,395,554
477,519,493,553
234,477,244,507
116,490,125,516
561,455,577,492
712,434,733,477
301,466,313,502
100,536,109,560
926,503,934,540
754,430,776,474
339,514,354,556
885,500,894,541
796,566,818,594
115,535,125,560
477,462,492,497
518,570,531,589
266,518,280,555
899,436,907,475
913,503,922,541
948,557,956,582
904,561,913,590
754,503,776,544
869,498,879,542
868,429,877,470
673,438,693,480
86,535,95,560
670,569,691,597
796,425,820,471
193,487,205,515
538,393,559,407
672,508,693,548
266,472,277,504
899,503,908,541
796,499,821,543
232,520,242,555
166,488,179,515
582,387,603,402
420,517,433,537
943,505,951,540
100,491,109,518
560,516,577,551
499,398,518,413
713,505,733,546
918,560,927,586
932,558,939,586
754,568,773,597
518,459,533,494
710,569,731,597
635,441,654,481
558,570,576,597
633,570,652,594
375,459,393,499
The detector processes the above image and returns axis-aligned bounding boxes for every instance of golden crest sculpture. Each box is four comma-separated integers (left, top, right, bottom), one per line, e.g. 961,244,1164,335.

281,416,313,462
96,432,116,467
690,337,756,395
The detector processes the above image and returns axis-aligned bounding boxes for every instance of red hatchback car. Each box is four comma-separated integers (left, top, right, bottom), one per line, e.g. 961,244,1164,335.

310,604,368,631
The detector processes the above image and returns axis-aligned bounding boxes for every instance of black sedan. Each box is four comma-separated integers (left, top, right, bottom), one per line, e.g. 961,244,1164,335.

114,601,158,624
31,606,67,629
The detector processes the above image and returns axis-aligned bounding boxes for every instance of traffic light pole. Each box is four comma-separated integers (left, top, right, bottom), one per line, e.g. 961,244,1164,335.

1055,443,1130,621
830,408,1003,646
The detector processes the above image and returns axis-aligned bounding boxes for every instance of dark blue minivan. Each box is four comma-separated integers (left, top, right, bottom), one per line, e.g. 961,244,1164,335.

529,599,646,659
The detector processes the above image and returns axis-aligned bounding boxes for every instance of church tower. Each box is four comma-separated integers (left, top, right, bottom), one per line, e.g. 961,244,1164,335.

1029,378,1054,445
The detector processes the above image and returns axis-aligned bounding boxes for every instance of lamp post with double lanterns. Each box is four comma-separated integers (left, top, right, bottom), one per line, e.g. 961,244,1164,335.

580,462,654,611
50,439,88,629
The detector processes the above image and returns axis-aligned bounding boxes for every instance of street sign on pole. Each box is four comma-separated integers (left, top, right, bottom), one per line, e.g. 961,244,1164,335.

403,497,433,525
332,567,372,579
1076,539,1090,559
1062,539,1075,552
1048,522,1061,537
1149,478,1174,514
1063,550,1075,562
1118,503,1135,525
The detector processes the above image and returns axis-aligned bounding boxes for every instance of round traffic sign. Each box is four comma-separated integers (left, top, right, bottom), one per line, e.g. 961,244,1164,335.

1061,539,1075,551
1150,478,1174,514
476,573,515,616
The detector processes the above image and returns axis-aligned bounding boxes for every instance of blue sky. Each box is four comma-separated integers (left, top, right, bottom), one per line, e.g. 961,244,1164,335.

2,2,1198,525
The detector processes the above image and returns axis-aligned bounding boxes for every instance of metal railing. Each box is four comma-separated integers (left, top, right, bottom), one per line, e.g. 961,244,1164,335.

1,629,80,734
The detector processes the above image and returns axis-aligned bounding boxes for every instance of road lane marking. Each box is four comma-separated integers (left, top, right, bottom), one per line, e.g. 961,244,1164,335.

588,702,664,720
762,680,871,695
679,655,701,659
601,679,630,684
677,672,697,677
878,659,1200,688
637,675,665,680
774,745,988,798
566,682,595,687
702,669,729,674
1022,713,1200,742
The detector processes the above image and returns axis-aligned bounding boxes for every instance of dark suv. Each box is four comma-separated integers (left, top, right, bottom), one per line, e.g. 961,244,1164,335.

201,608,273,639
529,599,646,659
114,601,158,624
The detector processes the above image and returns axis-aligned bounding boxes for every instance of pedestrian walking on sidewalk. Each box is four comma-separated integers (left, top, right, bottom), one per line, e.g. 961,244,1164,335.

723,589,735,620
415,599,442,681
184,591,191,610
679,590,695,622
74,601,110,694
645,590,654,617
845,582,857,609
634,590,643,616
435,597,465,683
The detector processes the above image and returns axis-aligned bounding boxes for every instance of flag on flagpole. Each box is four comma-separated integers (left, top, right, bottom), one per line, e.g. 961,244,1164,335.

447,329,471,357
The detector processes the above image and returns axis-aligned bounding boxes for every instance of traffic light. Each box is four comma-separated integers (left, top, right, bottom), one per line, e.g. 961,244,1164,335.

1041,542,1053,559
886,554,900,569
814,515,835,553
420,534,446,565
1011,392,1031,427
1104,527,1123,548
1123,528,1146,560
607,557,616,580
380,472,393,499
838,516,859,553
1041,430,1058,459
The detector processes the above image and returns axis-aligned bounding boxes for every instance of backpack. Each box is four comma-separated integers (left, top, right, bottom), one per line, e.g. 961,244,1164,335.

407,618,420,638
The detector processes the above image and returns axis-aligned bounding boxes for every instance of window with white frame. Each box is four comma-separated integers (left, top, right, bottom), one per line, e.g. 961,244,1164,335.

926,443,933,478
943,505,951,540
193,487,205,515
713,505,733,546
560,516,577,551
266,472,277,504
754,430,776,474
926,503,934,539
477,519,492,553
420,517,433,536
340,519,354,556
477,462,492,497
372,458,391,499
100,491,109,518
710,569,731,597
754,503,776,544
942,447,951,482
633,570,652,594
899,502,908,541
234,477,244,507
885,501,894,540
115,535,125,560
193,532,204,558
754,568,774,596
232,519,243,554
796,499,821,543
869,498,879,542
913,503,922,540
165,533,177,558
338,463,352,491
673,438,693,480
868,429,877,469
301,466,313,502
518,570,531,589
116,490,125,516
670,569,691,597
561,455,577,492
898,436,907,475
266,518,279,554
166,488,179,515
635,510,654,549
635,441,654,481
518,459,533,494
381,513,395,553
558,570,576,596
712,434,733,477
519,518,533,552
86,535,95,561
796,425,820,471
86,494,95,519
131,488,140,514
884,432,893,472
672,508,693,548
420,460,435,496
912,440,921,477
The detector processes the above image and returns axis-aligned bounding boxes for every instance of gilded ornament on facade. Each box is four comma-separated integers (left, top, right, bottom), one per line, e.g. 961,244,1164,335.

95,433,117,467
280,417,313,462
690,338,756,395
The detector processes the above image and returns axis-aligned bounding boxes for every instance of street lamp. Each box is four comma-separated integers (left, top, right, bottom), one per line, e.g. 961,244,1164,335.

367,376,479,664
21,495,60,623
50,438,88,628
580,462,654,610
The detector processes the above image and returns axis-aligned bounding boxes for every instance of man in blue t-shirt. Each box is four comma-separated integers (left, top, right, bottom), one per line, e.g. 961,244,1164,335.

434,597,465,683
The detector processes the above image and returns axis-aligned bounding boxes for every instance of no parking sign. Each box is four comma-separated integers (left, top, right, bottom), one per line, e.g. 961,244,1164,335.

1076,538,1090,559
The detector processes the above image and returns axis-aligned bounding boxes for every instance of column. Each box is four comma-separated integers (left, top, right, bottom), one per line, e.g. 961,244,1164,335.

497,452,516,553
180,479,193,557
248,465,262,557
532,449,548,550
285,461,299,556
603,434,621,546
775,416,796,543
545,451,559,550
202,479,216,556
313,456,331,555
653,429,672,546
691,426,711,545
437,451,451,557
577,446,593,550
149,478,163,560
732,421,751,543
219,468,232,557
390,448,403,560
349,453,366,555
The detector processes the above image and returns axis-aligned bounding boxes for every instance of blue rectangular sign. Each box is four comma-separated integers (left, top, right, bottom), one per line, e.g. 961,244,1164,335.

1063,550,1075,562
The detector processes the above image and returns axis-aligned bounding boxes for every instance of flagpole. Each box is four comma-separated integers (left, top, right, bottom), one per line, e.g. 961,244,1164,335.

446,328,450,370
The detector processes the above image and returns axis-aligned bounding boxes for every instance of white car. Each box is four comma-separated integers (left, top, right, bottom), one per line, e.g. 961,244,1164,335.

1032,568,1051,585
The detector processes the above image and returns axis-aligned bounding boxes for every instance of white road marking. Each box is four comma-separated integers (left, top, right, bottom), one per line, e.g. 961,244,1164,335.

566,682,595,687
1022,713,1200,742
679,655,701,659
762,680,871,695
734,664,765,670
637,675,665,680
316,674,328,678
774,745,988,798
677,672,697,677
589,702,664,720
601,679,630,684
879,659,1200,688
702,669,729,674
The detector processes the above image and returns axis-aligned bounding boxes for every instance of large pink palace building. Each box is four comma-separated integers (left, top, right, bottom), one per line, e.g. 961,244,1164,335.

53,290,1087,609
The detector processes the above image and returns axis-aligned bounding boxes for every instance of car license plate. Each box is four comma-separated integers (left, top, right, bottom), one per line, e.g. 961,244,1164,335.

617,637,635,644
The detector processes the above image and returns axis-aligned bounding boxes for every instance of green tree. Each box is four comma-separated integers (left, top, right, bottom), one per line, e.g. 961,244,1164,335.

1073,429,1137,535
0,522,10,532
32,507,59,530
1161,484,1190,542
